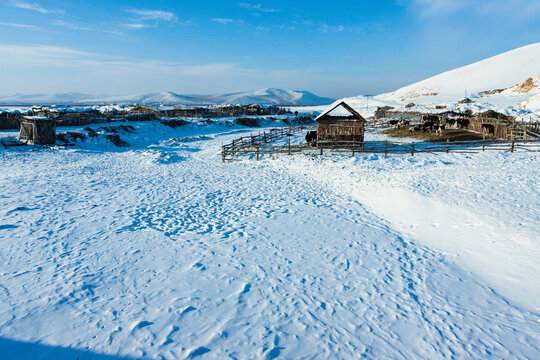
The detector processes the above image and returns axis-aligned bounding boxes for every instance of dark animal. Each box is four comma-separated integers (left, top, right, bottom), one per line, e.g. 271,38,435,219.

482,123,495,134
398,120,410,128
446,119,456,127
422,121,434,132
423,114,439,123
389,120,399,126
305,131,317,144
457,118,470,128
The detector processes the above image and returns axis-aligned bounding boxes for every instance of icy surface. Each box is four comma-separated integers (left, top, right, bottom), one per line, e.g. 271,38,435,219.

0,123,539,359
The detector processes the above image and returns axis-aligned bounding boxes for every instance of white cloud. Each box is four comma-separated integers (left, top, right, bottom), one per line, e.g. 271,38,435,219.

124,23,150,29
212,18,243,25
239,3,279,13
408,0,540,17
126,9,177,22
7,0,63,14
51,20,123,36
0,44,359,97
0,22,40,30
319,24,362,33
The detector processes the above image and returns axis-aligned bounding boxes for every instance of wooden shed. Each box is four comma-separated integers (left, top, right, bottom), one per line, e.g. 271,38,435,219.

315,101,366,145
19,116,56,145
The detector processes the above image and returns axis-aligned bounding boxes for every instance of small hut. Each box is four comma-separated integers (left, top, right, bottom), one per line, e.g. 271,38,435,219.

19,116,56,145
315,101,366,145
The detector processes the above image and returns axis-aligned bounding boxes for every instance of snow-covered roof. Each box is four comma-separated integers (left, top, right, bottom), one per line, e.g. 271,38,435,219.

315,101,366,122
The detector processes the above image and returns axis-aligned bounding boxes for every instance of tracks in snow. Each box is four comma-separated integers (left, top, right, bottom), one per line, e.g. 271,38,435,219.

0,129,539,359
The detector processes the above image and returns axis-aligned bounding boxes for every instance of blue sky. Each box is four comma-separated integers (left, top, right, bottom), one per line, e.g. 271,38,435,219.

1,0,540,98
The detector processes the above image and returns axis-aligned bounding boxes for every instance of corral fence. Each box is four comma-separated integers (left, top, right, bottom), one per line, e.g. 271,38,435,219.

377,113,540,140
221,125,309,161
222,137,540,161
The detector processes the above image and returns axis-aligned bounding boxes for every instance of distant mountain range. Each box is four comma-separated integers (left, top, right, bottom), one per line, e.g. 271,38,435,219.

0,88,335,106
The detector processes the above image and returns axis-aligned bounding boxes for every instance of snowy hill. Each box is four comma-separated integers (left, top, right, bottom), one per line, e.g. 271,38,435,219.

335,43,540,120
383,43,540,103
0,88,334,106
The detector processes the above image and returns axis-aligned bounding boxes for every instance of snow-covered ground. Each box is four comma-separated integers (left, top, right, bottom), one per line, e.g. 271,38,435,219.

1,122,539,359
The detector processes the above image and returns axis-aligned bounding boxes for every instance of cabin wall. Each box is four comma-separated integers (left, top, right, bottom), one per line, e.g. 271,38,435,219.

19,119,56,145
466,118,509,139
317,121,365,144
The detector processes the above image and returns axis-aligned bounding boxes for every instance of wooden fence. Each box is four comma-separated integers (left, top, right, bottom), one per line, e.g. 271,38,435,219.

222,138,540,161
221,125,308,161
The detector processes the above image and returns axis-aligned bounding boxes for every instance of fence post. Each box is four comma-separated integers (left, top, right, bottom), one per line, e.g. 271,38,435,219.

511,139,515,153
446,138,450,153
288,137,291,155
411,142,415,156
256,146,260,161
384,141,388,157
222,143,225,163
320,147,323,156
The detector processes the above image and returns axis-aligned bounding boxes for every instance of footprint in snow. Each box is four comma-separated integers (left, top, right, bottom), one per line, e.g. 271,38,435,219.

132,320,153,331
241,283,251,294
188,347,211,358
192,262,207,271
266,347,285,359
182,306,196,315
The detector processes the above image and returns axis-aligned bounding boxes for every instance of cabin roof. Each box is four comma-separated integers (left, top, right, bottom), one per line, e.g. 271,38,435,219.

315,101,366,122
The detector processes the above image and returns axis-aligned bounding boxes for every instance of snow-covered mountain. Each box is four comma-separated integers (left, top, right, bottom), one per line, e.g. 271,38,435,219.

334,43,540,120
0,88,334,106
382,43,540,103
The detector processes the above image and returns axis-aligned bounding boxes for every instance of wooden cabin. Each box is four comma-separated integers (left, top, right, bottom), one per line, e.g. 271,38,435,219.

315,101,366,146
19,116,56,145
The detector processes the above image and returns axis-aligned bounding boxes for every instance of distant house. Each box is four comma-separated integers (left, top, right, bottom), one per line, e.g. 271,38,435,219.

131,105,159,115
315,101,366,145
19,116,56,145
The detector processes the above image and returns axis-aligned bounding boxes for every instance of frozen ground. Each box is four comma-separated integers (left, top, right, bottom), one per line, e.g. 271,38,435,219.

0,122,539,359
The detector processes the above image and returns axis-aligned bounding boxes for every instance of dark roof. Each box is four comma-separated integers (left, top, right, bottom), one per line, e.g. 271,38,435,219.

315,101,366,122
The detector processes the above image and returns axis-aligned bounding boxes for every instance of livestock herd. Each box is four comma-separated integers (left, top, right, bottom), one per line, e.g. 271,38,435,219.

389,115,472,137
305,113,496,145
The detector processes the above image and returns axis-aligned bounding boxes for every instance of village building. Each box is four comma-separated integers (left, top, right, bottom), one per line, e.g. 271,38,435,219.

19,116,56,145
315,101,366,145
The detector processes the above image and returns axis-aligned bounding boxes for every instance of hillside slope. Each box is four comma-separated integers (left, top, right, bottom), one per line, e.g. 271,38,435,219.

334,43,540,120
382,43,540,103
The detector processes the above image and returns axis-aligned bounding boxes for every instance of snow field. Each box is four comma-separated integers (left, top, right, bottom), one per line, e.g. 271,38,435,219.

0,122,539,359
